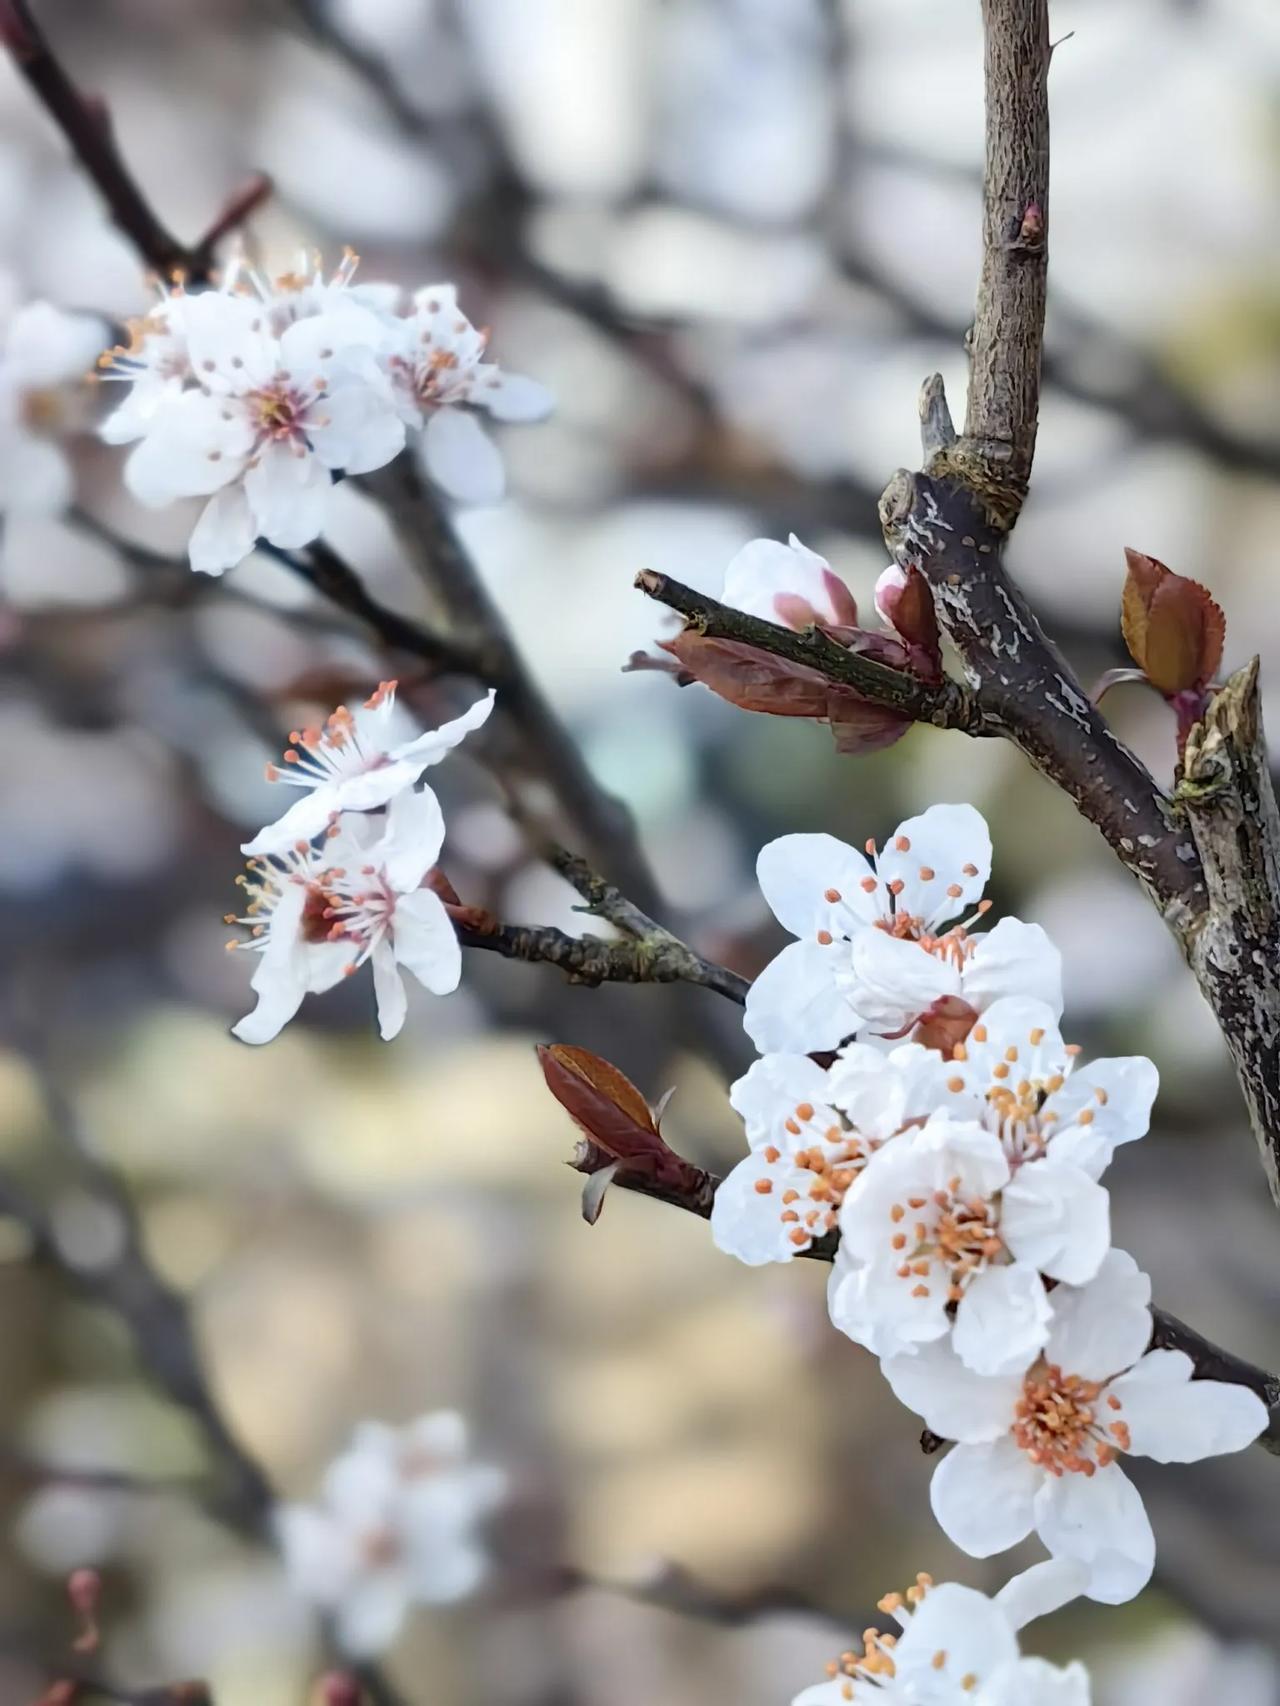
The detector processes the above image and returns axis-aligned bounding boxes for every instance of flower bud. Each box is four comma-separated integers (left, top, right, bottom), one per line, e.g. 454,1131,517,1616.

874,564,940,664
1120,548,1224,697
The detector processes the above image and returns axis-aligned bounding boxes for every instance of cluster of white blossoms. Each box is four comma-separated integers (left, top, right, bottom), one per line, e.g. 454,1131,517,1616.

709,788,1268,1690
276,1410,504,1657
98,252,553,574
227,680,493,1042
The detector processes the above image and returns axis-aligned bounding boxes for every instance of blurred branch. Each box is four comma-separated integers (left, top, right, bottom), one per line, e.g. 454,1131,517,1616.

0,1,268,282
552,1560,854,1631
563,1138,1280,1455
634,570,982,733
458,844,748,1002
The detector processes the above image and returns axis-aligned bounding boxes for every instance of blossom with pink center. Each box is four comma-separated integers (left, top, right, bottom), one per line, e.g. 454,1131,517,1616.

389,284,554,505
711,1042,948,1266
792,1560,1090,1705
276,1409,503,1658
242,682,494,857
722,533,859,632
828,1113,1111,1376
744,804,1062,1053
115,288,406,573
232,789,463,1043
882,1250,1268,1604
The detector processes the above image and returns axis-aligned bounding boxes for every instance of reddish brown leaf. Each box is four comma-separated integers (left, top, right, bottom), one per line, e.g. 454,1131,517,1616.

825,687,912,755
537,1044,658,1157
1121,549,1225,695
660,633,831,718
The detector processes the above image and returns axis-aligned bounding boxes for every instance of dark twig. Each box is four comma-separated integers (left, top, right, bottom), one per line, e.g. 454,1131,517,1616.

459,914,747,1004
634,569,984,734
570,1144,1280,1454
0,1,265,283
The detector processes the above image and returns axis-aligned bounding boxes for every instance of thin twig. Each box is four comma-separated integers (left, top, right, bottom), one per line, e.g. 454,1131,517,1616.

634,570,983,734
459,917,747,1004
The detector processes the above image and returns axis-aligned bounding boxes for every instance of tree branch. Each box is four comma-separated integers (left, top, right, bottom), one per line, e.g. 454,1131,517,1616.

0,1,267,282
571,1144,1280,1455
1178,659,1280,1203
633,570,984,734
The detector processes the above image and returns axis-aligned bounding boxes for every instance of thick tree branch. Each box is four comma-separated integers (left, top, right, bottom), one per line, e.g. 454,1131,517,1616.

572,1146,1280,1455
0,1,268,282
460,919,747,1003
634,570,984,734
1179,660,1280,1202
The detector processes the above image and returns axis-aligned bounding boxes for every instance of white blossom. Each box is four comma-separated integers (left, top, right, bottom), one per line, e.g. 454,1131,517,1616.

711,1042,948,1266
0,278,103,518
118,289,406,573
388,283,554,505
828,1113,1110,1375
792,1560,1090,1704
232,788,463,1043
882,1250,1268,1604
276,1409,503,1658
722,533,859,631
744,805,1062,1053
930,995,1159,1178
242,681,494,856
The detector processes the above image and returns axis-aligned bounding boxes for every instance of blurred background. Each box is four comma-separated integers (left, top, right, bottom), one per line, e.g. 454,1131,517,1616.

1,0,1280,1700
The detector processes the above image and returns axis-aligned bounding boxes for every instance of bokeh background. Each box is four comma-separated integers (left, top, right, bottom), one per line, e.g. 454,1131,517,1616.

2,0,1280,1700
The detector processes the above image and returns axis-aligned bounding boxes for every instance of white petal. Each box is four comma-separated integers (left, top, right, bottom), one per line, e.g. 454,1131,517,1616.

728,1052,834,1144
876,803,992,929
742,939,859,1053
308,380,406,474
1044,1249,1151,1383
1047,1055,1159,1175
371,939,408,1039
123,389,250,504
181,291,278,388
981,1658,1092,1706
712,1151,818,1265
389,690,496,770
476,369,555,423
335,1572,412,1657
99,379,173,445
189,484,256,576
274,1504,356,1606
993,1557,1090,1631
843,928,959,1031
722,537,835,626
1105,1349,1267,1462
894,1582,1018,1689
6,301,104,386
1033,1462,1154,1604
1001,1161,1111,1286
241,786,341,856
962,918,1064,1017
827,1259,949,1359
422,407,505,504
245,447,332,549
380,785,447,891
755,832,877,935
404,1535,486,1603
393,889,462,997
0,432,72,516
231,884,309,1045
881,1340,1021,1441
952,1264,1052,1376
930,1437,1040,1556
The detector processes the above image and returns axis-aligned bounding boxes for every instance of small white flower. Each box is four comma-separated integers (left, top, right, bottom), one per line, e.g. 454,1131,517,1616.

744,805,1062,1053
0,282,103,518
792,1560,1091,1705
276,1409,503,1658
98,286,196,448
711,1043,948,1266
389,283,554,505
232,788,464,1043
236,246,405,332
242,681,494,856
931,996,1159,1178
723,534,859,631
882,1250,1268,1604
828,1114,1110,1375
120,289,406,573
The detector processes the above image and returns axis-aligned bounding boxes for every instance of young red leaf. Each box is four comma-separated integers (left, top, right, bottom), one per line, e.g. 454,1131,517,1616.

659,633,831,718
537,1043,658,1153
1121,549,1225,696
825,686,912,755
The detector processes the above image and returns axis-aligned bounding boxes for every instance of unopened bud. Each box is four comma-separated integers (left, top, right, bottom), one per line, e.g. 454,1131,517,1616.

874,564,941,666
36,1684,81,1706
1120,548,1224,697
319,1674,363,1706
66,1568,101,1655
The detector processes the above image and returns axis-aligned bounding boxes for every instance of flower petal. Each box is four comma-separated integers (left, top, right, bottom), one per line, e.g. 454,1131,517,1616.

380,785,447,892
712,1151,819,1265
1105,1349,1267,1462
755,832,878,936
189,484,257,576
241,786,340,857
876,803,992,929
1001,1160,1111,1286
422,406,505,504
952,1263,1052,1377
336,1571,412,1657
393,888,462,998
371,938,409,1039
843,926,960,1031
246,447,332,550
1033,1461,1154,1604
475,369,555,423
992,1557,1090,1631
231,883,309,1045
962,918,1064,1017
1044,1249,1151,1383
981,1657,1092,1706
894,1581,1018,1689
930,1437,1040,1556
728,1052,835,1145
742,938,859,1053
881,1340,1021,1442
389,689,496,767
